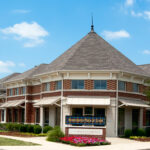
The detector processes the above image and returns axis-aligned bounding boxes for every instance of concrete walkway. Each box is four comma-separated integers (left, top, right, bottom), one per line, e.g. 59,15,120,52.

0,135,149,150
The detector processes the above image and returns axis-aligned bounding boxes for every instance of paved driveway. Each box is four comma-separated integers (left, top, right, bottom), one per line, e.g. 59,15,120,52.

0,135,149,150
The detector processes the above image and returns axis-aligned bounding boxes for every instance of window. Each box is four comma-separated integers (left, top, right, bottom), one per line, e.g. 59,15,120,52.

118,81,126,91
72,108,83,116
55,81,62,90
94,108,105,117
133,83,139,92
84,107,93,116
72,80,84,89
14,109,18,122
21,109,25,123
1,110,5,122
15,88,19,95
146,110,150,126
35,108,40,124
94,80,107,89
21,87,26,95
8,109,12,122
44,108,49,125
44,83,50,91
9,89,13,96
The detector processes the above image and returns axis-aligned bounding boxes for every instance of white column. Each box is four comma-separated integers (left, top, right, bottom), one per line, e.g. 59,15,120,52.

139,108,143,128
125,107,132,130
40,106,44,127
49,106,55,127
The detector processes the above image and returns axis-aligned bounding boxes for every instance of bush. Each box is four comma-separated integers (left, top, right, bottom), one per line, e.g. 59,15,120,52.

137,128,146,136
47,126,64,142
124,129,132,138
43,126,53,133
0,123,7,130
27,124,34,133
19,124,27,132
145,127,150,137
132,128,138,136
33,125,42,134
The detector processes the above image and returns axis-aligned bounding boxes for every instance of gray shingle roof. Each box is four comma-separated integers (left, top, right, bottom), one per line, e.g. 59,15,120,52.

138,64,150,76
5,64,48,83
39,31,149,77
0,73,20,89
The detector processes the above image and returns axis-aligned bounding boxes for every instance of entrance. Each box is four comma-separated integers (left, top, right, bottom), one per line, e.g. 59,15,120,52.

118,108,125,136
132,109,139,131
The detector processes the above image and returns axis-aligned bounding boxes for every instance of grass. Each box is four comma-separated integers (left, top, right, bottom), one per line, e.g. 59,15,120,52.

0,137,39,146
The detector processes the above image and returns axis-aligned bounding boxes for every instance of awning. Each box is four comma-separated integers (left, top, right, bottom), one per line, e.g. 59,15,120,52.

66,97,110,106
119,99,150,108
33,97,61,107
0,100,25,108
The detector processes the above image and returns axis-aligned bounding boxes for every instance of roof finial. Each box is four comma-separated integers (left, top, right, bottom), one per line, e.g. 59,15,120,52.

91,13,94,32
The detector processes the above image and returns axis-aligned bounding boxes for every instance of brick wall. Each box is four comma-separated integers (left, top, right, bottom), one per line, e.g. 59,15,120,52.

63,80,71,89
26,102,35,123
50,81,56,91
7,96,25,101
85,80,94,90
107,80,117,90
126,82,132,92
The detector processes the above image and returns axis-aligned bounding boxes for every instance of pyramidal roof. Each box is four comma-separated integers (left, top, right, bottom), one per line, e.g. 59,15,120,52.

39,30,148,77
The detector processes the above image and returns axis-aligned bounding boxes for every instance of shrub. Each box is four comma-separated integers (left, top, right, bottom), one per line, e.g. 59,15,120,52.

124,129,132,138
27,124,34,133
19,124,27,132
47,126,64,142
137,128,146,136
145,127,150,137
43,126,53,133
0,123,6,130
33,125,42,134
132,128,138,136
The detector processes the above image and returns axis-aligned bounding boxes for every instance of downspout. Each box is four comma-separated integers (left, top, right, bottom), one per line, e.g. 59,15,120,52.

116,77,119,137
60,73,64,130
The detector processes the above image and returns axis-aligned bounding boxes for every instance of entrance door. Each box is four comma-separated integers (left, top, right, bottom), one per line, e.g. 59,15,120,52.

132,109,139,131
118,108,125,136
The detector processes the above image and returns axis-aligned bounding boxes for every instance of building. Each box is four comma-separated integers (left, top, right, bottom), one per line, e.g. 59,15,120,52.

0,25,150,138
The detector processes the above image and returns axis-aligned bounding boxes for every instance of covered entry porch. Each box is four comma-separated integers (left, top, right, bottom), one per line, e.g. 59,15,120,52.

118,98,150,136
34,97,61,127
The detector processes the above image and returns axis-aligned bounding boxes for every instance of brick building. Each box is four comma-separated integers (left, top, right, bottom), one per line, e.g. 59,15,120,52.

0,25,150,138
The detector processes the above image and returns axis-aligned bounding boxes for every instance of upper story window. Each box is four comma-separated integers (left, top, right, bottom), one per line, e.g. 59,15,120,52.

133,83,139,92
72,80,84,89
21,87,26,95
94,80,107,89
118,81,126,91
55,81,62,90
15,88,19,95
9,89,13,96
44,83,50,91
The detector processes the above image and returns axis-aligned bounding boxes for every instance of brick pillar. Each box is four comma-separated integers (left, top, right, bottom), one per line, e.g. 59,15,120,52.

26,102,35,123
85,80,94,90
126,82,132,92
63,80,71,90
50,81,56,91
107,80,117,90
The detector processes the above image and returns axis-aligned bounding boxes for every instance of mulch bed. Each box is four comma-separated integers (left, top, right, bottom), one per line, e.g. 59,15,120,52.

0,132,35,137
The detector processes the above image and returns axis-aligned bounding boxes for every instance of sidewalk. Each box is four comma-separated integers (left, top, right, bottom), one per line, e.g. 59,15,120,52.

0,135,149,150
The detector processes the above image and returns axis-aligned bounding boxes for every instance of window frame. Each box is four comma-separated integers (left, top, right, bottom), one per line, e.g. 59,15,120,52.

44,82,50,91
118,81,126,91
55,81,62,90
9,89,13,96
133,83,139,93
71,80,85,89
94,80,107,90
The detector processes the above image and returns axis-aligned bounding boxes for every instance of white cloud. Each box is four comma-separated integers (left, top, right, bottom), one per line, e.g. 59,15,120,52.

125,0,134,6
142,50,150,55
1,22,48,47
18,63,26,67
131,10,143,17
0,61,15,73
102,30,130,40
144,11,150,19
12,9,30,14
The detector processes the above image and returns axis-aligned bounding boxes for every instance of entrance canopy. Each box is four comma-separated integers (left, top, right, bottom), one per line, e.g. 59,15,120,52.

33,97,61,107
119,99,150,108
0,100,25,108
66,97,110,106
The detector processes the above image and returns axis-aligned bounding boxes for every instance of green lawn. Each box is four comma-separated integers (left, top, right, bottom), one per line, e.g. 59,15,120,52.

0,137,39,146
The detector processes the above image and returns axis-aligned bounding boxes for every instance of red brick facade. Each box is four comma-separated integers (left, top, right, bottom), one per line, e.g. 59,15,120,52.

107,80,117,90
26,102,35,123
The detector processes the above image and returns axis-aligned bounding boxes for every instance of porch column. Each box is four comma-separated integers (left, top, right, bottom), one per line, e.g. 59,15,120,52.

40,106,44,127
4,109,7,123
125,107,132,130
139,108,143,128
49,106,55,127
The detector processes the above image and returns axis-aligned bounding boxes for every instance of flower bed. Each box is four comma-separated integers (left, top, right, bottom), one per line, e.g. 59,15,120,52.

130,136,150,142
60,136,110,146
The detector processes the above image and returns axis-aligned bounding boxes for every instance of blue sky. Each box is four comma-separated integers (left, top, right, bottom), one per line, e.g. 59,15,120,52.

0,0,150,78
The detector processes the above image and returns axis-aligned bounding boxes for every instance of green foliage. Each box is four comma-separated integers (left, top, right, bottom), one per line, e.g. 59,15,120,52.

43,126,53,133
145,127,150,137
19,124,27,132
33,125,42,134
0,123,7,130
6,123,21,132
137,128,146,136
26,124,34,133
124,129,132,138
47,126,64,142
